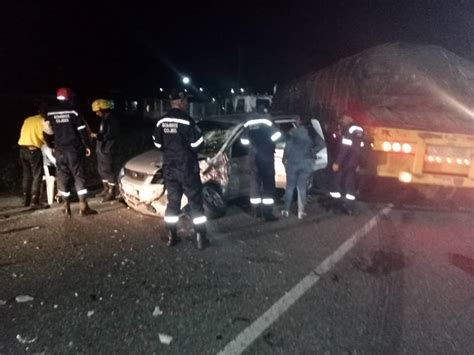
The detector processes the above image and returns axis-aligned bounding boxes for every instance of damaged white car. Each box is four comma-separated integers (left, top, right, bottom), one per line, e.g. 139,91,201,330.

119,114,327,218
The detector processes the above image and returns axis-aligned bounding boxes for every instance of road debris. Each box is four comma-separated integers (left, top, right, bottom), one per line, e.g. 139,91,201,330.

16,334,37,344
152,306,163,317
158,333,173,345
30,226,40,231
87,310,95,317
15,295,34,303
0,300,7,306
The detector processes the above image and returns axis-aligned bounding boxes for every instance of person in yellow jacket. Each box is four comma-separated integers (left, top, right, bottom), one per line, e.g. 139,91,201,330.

17,103,53,208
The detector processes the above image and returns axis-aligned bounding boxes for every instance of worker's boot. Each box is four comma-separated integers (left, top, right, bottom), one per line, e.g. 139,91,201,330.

166,229,180,247
96,182,109,198
101,185,116,203
22,193,31,207
62,199,71,217
196,230,210,250
251,205,262,218
79,196,98,216
30,194,49,210
262,205,278,222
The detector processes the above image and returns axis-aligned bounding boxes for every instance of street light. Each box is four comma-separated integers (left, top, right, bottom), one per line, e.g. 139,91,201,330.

182,76,190,85
230,88,235,94
159,88,163,92
199,87,203,92
240,88,245,93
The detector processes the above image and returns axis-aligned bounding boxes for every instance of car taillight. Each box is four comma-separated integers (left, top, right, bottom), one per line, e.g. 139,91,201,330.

382,141,413,154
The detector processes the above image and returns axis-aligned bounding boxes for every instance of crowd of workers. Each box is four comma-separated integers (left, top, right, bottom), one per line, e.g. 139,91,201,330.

17,87,366,250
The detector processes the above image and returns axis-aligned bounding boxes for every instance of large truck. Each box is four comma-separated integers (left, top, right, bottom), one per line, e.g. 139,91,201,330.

273,43,474,200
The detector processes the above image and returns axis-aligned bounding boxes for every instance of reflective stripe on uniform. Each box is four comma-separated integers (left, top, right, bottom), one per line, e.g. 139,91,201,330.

154,142,162,148
345,194,356,200
59,190,71,197
250,197,262,204
262,198,274,205
164,216,179,223
193,216,207,225
77,125,86,131
348,125,363,134
270,131,282,142
243,119,272,127
330,192,342,199
77,189,88,196
191,136,204,148
47,110,78,116
240,138,250,145
342,138,353,146
156,118,190,127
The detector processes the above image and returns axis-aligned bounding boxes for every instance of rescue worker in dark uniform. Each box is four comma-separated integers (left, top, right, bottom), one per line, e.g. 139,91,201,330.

17,102,52,209
91,99,119,202
330,114,365,215
240,116,282,221
153,90,209,249
45,87,97,216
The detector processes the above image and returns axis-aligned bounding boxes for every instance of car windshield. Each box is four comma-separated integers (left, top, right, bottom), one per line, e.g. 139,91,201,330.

197,120,236,156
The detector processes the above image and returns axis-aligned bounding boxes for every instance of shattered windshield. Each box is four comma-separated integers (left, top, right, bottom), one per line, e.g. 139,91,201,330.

197,120,236,156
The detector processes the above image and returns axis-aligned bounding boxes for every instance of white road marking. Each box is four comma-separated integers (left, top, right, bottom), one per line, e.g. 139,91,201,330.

218,205,392,355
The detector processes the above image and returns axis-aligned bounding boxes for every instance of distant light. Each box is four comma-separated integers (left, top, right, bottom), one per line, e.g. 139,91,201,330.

392,142,401,152
57,95,66,101
332,133,337,139
221,106,225,110
146,105,150,112
212,97,216,102
240,88,245,93
399,172,412,183
402,143,412,154
382,141,392,152
159,88,163,92
230,88,235,94
184,89,188,93
182,76,190,85
199,87,203,92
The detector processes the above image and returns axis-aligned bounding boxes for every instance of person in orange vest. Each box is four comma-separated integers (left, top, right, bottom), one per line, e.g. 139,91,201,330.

17,102,53,209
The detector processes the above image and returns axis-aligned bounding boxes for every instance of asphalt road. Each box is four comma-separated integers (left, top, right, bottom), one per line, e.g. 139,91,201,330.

0,195,473,354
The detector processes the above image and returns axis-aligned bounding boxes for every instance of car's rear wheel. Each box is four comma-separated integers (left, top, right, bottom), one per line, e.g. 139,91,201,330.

203,184,226,219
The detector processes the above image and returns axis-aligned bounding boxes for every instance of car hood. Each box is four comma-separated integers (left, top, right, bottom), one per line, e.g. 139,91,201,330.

124,149,163,175
124,149,213,176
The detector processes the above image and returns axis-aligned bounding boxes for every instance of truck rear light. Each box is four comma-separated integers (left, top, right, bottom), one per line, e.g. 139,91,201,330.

382,141,392,152
427,155,435,162
464,159,471,166
456,158,463,165
402,143,412,153
435,156,443,163
399,172,412,183
392,142,401,152
446,157,452,164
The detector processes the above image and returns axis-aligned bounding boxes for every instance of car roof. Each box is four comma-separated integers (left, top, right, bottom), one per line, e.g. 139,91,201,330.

201,113,299,125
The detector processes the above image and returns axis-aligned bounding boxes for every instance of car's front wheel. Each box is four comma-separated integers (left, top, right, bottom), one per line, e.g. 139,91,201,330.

203,184,226,219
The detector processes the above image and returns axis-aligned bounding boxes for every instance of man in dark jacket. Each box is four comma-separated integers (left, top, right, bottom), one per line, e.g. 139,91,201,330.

91,99,119,202
240,116,282,221
330,114,365,214
152,90,209,249
45,87,97,216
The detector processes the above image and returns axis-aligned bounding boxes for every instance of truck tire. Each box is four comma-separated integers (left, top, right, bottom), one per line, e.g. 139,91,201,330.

203,184,226,219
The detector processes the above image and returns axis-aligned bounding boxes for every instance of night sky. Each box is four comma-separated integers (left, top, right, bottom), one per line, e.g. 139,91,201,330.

2,0,474,97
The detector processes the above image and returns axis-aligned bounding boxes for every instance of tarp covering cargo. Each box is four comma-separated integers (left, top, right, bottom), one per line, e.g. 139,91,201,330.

274,42,474,134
